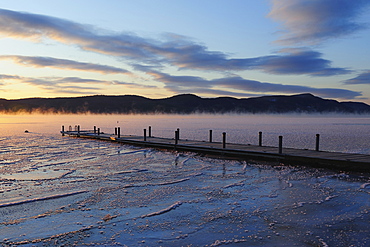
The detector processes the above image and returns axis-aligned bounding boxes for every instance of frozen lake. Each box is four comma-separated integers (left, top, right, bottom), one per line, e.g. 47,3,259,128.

0,114,370,246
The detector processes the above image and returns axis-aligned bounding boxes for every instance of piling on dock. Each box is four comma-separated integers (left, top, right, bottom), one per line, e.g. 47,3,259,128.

278,136,283,154
259,131,262,146
60,125,370,172
175,129,179,145
316,134,320,151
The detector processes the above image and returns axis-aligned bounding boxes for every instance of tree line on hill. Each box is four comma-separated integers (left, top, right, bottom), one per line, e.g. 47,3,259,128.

1,93,370,114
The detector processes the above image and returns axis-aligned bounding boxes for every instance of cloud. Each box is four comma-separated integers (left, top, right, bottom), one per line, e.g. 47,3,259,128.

0,69,362,100
268,0,370,45
0,74,21,80
0,73,155,94
147,71,259,97
0,9,350,76
0,55,131,75
145,70,361,99
144,36,351,76
0,8,160,60
23,76,110,86
214,76,361,99
147,71,213,88
248,49,351,76
111,80,157,89
343,71,370,85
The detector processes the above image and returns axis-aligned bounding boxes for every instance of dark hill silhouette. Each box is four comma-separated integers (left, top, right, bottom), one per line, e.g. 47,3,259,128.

0,93,369,114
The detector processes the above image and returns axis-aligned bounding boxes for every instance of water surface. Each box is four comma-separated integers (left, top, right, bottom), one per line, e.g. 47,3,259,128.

0,114,369,246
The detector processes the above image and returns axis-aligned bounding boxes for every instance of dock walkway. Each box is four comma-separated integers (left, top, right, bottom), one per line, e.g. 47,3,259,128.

61,130,370,172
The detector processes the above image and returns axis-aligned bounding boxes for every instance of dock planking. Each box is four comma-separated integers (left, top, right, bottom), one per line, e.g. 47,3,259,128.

61,129,370,173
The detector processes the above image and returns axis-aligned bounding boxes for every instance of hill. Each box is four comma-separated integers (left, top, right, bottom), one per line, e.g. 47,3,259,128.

0,93,369,114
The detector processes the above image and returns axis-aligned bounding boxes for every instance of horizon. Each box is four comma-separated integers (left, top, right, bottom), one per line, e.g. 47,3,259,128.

1,93,370,105
0,1,370,103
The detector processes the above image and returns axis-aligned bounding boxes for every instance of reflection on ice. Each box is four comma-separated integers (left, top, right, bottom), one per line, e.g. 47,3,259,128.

1,169,73,180
0,190,87,208
141,201,183,218
0,134,369,246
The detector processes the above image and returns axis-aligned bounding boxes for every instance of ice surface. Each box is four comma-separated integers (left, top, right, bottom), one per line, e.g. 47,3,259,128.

141,201,183,218
0,114,370,246
0,190,87,208
0,169,73,180
0,134,369,246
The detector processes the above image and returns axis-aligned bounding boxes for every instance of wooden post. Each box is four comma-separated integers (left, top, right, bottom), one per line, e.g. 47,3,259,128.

115,127,117,135
316,134,320,151
175,130,179,145
69,125,72,131
222,132,226,149
77,125,80,137
62,126,65,136
94,126,96,134
177,128,180,140
118,127,121,138
209,130,213,143
144,129,147,141
149,126,152,137
278,136,283,154
98,128,100,135
259,131,262,146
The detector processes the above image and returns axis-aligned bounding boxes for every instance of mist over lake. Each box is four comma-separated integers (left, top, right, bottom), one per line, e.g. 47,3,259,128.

1,113,369,246
2,113,370,154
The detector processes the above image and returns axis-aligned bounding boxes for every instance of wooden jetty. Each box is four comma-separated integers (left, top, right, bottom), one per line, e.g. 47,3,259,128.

61,126,370,173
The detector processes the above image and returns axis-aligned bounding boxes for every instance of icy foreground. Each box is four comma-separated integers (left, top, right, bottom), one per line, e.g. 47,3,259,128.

1,134,370,246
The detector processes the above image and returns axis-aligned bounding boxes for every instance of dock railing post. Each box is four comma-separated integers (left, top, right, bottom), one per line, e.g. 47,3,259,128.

278,136,283,154
222,132,226,149
177,128,180,140
115,127,117,136
144,129,147,141
77,125,80,137
209,130,213,143
94,126,96,134
62,126,65,136
175,130,179,145
316,134,320,151
118,127,121,138
98,128,100,135
149,126,152,137
259,131,262,146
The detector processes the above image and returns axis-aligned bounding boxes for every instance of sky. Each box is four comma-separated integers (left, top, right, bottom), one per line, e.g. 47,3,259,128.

0,0,370,103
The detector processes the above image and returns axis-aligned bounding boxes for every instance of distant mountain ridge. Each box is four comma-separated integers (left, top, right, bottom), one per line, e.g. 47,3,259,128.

0,93,369,114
